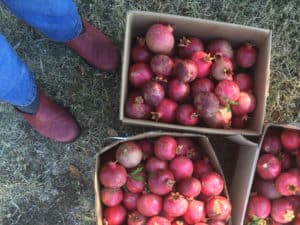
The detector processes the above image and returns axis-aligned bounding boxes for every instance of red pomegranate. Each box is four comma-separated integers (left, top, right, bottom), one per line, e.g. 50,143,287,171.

148,169,175,195
163,192,189,217
256,154,281,180
246,195,271,219
200,172,224,196
137,193,162,217
103,205,127,225
206,196,232,221
169,156,194,180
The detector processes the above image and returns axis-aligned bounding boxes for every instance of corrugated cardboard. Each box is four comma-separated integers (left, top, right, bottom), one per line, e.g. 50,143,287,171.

94,131,260,225
119,11,272,136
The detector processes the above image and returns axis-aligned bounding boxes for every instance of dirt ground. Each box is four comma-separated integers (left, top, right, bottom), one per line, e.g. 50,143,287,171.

0,0,299,225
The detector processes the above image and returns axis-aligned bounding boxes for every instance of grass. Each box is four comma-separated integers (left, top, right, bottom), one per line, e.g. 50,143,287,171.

0,0,299,224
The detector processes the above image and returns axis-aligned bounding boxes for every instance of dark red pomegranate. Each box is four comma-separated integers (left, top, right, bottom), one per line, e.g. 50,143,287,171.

175,137,196,157
215,80,240,106
176,104,199,126
203,106,232,129
151,98,178,123
194,92,220,118
211,54,233,81
177,36,204,58
163,192,189,217
101,187,123,207
191,78,215,97
191,51,213,78
206,196,232,221
271,198,295,224
247,195,271,219
151,54,174,76
131,37,152,63
126,170,145,193
138,139,153,159
275,172,300,196
236,43,257,68
169,156,194,180
148,169,175,195
167,79,191,102
233,73,253,92
256,154,281,180
231,92,256,116
193,158,213,179
262,130,282,154
231,116,248,129
174,59,198,83
137,193,162,217
178,177,202,198
200,172,224,196
145,24,175,55
253,177,282,200
103,205,127,225
145,156,168,173
99,161,127,188
183,200,206,224
147,216,171,225
116,141,143,168
281,129,300,152
125,91,152,119
128,211,147,225
154,136,177,161
129,63,153,88
123,192,140,210
142,81,165,107
278,152,292,170
207,39,234,59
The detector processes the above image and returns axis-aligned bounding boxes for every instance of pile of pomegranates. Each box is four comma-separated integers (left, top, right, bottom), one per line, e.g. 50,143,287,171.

125,23,258,129
99,136,232,225
245,127,300,224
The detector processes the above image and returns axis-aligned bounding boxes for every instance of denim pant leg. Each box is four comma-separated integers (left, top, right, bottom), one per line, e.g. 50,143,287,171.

0,34,37,106
0,0,83,42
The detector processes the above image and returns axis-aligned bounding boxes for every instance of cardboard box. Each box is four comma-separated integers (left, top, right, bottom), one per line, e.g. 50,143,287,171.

119,11,272,136
94,131,260,225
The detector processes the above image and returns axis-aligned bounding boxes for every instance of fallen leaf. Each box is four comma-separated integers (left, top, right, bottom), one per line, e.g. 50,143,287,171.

78,64,86,76
69,164,81,178
272,110,281,122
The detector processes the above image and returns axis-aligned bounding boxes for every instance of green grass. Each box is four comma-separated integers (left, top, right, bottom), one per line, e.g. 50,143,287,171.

0,0,299,224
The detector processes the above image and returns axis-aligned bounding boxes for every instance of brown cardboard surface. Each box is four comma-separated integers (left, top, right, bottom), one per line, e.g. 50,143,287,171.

120,11,272,136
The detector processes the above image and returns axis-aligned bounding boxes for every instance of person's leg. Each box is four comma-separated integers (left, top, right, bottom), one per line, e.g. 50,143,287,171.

1,0,120,71
0,33,80,142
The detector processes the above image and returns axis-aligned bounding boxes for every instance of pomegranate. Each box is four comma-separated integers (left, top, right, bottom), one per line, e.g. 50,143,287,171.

178,177,202,198
175,137,196,157
128,211,147,225
151,98,178,123
145,24,175,55
191,51,213,78
145,156,168,173
203,105,232,129
275,172,300,196
129,63,153,87
236,43,257,68
169,156,194,180
253,177,282,200
174,59,198,83
207,39,234,59
103,205,127,225
194,91,220,118
147,216,171,225
271,198,295,223
176,104,199,126
215,80,240,106
142,81,165,107
281,129,300,152
177,36,204,58
262,130,282,154
131,37,152,63
256,154,281,180
138,139,153,159
137,193,162,217
193,157,213,179
99,161,127,188
151,54,174,76
231,116,248,129
126,169,145,193
101,187,123,207
125,91,152,119
123,192,140,210
183,200,206,224
191,78,215,97
231,92,256,116
160,210,175,222
278,152,292,170
233,73,253,92
201,172,224,196
167,79,191,102
148,169,175,195
211,54,233,81
247,195,271,219
154,136,177,161
206,196,232,221
116,141,143,168
163,192,189,217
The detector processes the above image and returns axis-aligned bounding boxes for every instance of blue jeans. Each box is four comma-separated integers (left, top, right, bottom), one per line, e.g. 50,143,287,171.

0,0,82,106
